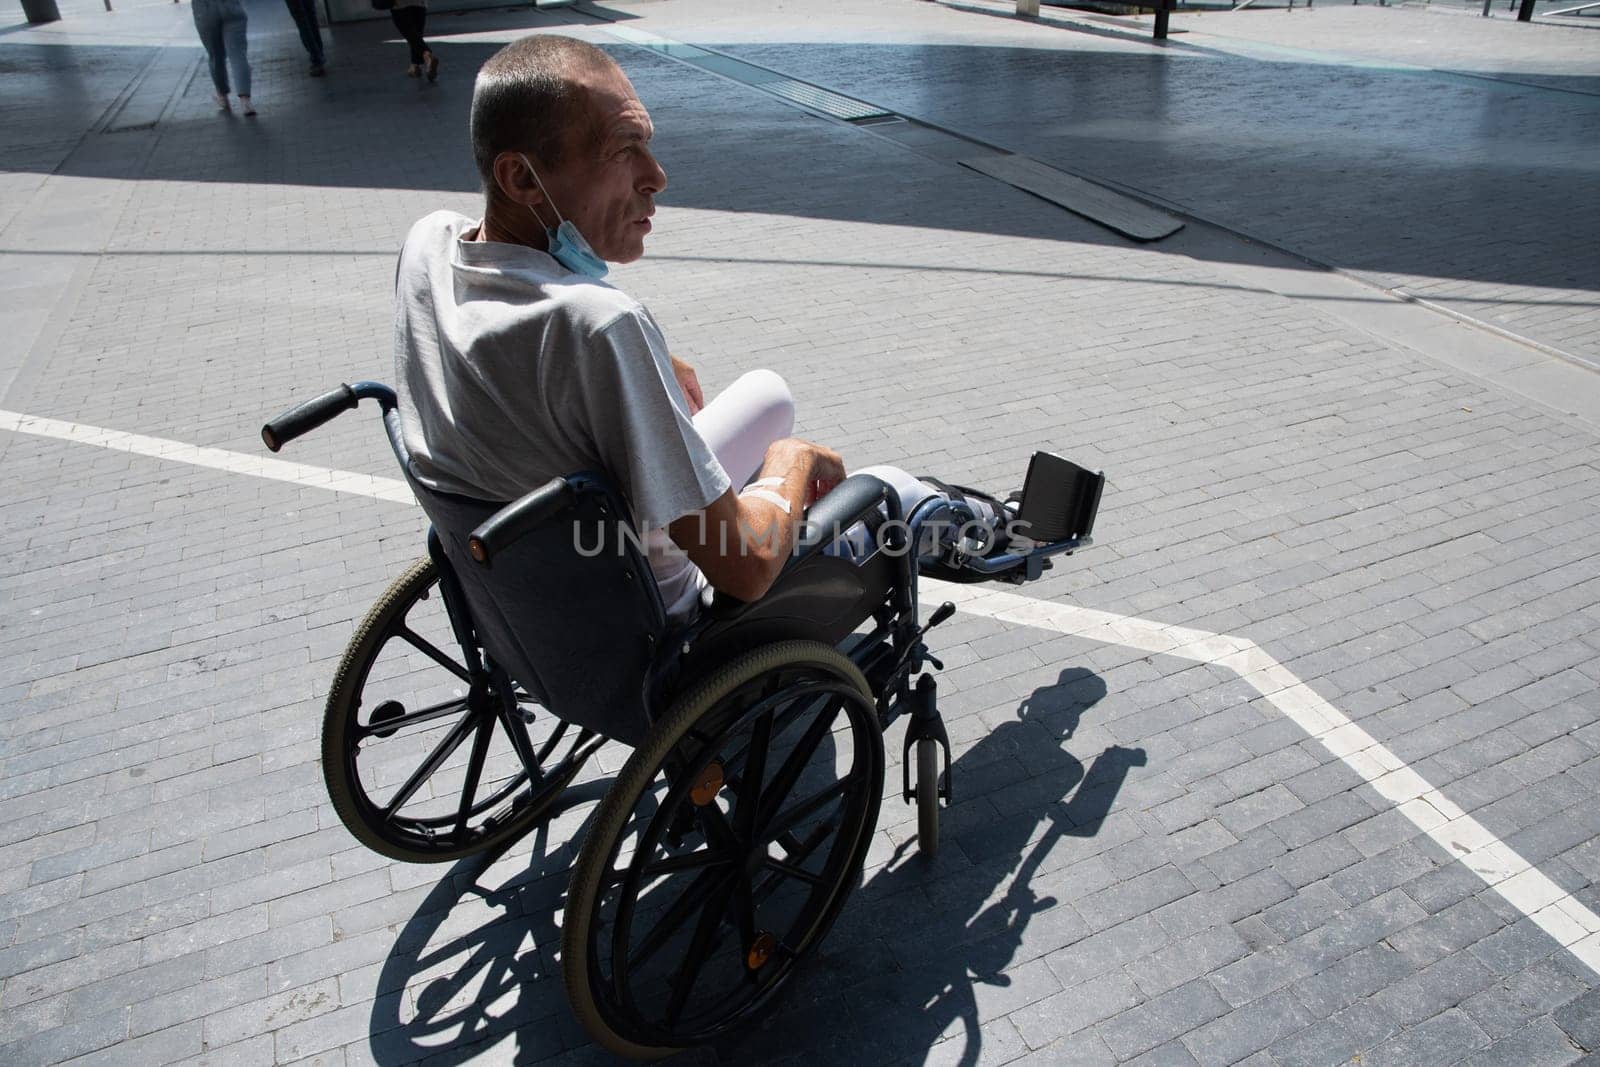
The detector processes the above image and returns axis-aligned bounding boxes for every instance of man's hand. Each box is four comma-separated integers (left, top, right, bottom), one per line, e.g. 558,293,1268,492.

669,435,847,604
670,354,704,416
766,437,845,507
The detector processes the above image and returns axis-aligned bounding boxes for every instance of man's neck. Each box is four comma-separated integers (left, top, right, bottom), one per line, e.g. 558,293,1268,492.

476,205,549,252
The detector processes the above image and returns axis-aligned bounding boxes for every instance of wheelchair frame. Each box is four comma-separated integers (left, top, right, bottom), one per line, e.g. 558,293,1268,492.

263,380,1103,1057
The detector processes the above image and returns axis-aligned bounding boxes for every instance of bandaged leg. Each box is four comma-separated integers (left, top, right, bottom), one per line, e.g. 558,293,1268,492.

830,464,1008,563
686,373,1006,567
691,369,795,489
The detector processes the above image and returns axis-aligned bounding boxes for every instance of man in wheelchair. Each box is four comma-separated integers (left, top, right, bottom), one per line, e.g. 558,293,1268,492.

393,34,1077,623
261,31,1103,1060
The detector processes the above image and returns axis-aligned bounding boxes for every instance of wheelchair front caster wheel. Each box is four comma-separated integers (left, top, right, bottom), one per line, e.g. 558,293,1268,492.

916,737,941,858
563,640,884,1058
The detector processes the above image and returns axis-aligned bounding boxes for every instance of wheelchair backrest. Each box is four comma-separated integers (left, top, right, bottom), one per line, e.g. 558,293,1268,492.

396,453,668,748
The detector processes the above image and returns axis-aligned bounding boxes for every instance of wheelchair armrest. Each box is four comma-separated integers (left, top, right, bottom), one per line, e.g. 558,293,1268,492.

702,473,893,615
467,477,574,566
790,473,894,567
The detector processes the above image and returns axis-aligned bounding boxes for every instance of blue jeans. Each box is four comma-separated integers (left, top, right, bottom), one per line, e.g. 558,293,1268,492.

283,0,324,67
191,0,251,97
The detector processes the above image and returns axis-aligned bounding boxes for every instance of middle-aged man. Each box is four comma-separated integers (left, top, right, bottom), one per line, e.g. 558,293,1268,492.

394,35,1012,624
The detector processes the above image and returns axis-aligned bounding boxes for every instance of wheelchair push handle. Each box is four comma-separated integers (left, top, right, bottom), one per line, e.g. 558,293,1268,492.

261,384,359,452
467,477,576,566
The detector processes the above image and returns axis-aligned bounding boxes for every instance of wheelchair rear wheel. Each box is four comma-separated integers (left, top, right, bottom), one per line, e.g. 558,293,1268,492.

563,640,883,1058
323,557,592,863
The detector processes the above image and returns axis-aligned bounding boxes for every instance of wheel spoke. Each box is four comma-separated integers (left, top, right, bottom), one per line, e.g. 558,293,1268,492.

643,850,735,880
755,819,835,907
696,798,743,856
453,711,495,838
761,856,823,886
626,866,737,974
756,698,842,831
733,711,772,842
664,875,740,1026
355,697,466,740
496,704,543,784
381,709,477,822
396,625,471,683
534,719,569,764
734,875,759,984
763,779,849,840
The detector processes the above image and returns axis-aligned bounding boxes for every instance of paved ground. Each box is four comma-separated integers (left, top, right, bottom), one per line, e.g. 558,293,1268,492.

2,0,1599,1064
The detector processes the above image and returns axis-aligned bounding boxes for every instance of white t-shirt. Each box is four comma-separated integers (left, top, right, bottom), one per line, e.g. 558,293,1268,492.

394,211,730,621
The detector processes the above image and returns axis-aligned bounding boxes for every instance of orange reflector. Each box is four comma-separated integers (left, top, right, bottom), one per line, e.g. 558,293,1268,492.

746,932,774,970
689,761,724,807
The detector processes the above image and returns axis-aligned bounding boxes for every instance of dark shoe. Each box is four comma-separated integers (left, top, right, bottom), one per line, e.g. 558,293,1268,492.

309,63,326,77
424,50,438,82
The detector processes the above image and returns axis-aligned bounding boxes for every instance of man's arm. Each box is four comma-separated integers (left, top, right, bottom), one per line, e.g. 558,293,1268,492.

668,437,844,603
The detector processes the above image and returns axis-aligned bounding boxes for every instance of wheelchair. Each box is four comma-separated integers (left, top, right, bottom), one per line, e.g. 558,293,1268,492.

262,381,1104,1059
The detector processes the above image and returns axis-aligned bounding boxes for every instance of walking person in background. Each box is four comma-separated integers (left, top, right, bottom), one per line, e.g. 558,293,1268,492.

284,0,327,77
390,0,437,82
191,0,255,114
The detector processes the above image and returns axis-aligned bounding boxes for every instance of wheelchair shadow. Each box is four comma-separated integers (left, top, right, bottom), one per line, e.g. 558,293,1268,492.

367,667,1142,1066
712,665,1144,1066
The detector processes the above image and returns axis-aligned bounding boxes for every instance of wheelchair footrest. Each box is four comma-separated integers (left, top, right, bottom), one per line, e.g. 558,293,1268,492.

901,675,952,805
1014,451,1104,544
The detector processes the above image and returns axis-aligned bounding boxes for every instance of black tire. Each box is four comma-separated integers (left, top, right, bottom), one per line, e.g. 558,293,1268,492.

563,640,883,1059
916,737,940,858
322,557,587,863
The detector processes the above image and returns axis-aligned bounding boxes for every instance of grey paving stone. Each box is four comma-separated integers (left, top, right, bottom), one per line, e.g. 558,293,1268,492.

1458,1018,1584,1067
1469,916,1568,978
1181,988,1315,1067
1269,998,1401,1067
1552,985,1600,1053
1274,835,1367,891
1268,791,1383,851
1124,1038,1201,1067
1010,971,1144,1050
1074,865,1197,933
1362,1008,1492,1067
1042,914,1170,990
1259,879,1349,942
0,1006,127,1066
1097,979,1231,1062
1127,924,1252,1000
1289,941,1416,1019
1372,950,1500,1028
1387,896,1510,971
1329,842,1443,907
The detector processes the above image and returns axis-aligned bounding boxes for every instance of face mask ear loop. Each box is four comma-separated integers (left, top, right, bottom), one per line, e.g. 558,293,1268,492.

518,153,565,230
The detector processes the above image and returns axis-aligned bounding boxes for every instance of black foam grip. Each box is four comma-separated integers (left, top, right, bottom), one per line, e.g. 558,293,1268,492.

467,478,575,566
261,384,358,452
792,473,891,560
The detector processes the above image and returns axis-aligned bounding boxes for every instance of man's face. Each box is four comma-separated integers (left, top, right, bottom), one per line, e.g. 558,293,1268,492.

536,64,666,265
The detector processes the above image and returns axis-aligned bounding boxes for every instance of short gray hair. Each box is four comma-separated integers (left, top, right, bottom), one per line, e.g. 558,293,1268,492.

470,35,616,189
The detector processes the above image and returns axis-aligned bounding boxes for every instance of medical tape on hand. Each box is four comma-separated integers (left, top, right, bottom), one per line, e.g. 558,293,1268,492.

739,487,792,514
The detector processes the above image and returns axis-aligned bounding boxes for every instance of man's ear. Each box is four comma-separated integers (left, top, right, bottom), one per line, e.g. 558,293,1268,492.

490,152,541,208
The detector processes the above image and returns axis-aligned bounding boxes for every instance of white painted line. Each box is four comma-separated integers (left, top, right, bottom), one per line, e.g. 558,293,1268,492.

943,582,1600,977
7,409,1597,976
0,409,416,505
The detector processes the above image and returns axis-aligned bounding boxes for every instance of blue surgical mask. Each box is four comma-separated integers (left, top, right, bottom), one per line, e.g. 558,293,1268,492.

519,154,609,280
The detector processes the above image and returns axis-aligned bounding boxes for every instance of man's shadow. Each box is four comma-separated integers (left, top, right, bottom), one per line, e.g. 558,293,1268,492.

367,666,1144,1065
